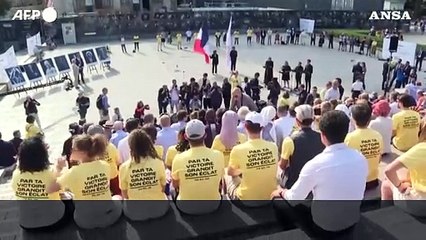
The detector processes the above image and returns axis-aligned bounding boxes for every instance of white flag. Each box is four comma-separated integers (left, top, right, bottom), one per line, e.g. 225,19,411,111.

226,16,233,71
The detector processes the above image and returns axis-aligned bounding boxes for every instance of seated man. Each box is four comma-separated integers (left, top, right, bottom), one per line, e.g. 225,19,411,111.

345,103,383,190
392,94,421,151
172,120,225,215
226,112,279,206
272,110,368,239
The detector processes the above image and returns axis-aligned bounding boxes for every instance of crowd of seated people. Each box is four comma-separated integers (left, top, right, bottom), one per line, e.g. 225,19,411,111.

4,69,426,238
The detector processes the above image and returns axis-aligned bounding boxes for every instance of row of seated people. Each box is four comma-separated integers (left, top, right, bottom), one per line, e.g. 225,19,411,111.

12,95,426,238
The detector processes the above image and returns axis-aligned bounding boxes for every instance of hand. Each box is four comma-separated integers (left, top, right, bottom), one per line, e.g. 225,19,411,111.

398,182,411,194
56,157,67,171
271,187,285,199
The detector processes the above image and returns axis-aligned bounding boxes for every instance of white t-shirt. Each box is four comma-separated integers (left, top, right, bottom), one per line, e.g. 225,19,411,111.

274,116,296,140
170,87,179,101
118,135,130,163
284,143,368,231
185,30,192,38
156,127,178,160
389,102,400,117
324,88,340,101
351,81,364,91
369,116,392,154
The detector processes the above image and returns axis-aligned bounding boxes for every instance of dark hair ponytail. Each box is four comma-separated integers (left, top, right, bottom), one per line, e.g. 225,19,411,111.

73,134,107,159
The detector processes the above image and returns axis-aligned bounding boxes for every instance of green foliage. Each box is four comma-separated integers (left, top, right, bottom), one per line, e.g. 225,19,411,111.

0,0,12,17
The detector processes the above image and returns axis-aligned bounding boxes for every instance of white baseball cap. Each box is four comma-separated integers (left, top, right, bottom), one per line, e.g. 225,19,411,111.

185,119,206,140
245,112,265,127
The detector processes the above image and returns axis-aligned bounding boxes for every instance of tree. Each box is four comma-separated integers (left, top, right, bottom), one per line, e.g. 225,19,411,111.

0,0,11,17
404,0,425,18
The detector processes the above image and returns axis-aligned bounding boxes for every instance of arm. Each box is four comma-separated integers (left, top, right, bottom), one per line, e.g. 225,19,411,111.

283,161,317,200
227,148,242,177
384,157,410,192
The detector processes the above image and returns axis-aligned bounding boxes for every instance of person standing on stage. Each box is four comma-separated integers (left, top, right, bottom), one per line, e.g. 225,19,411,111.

294,62,304,90
234,30,240,45
246,27,253,46
382,58,391,91
24,96,42,129
267,28,273,45
97,88,111,121
185,29,192,43
71,59,79,89
176,32,183,50
260,29,266,45
156,33,163,51
120,35,127,53
280,61,292,89
76,55,85,85
264,57,274,87
133,34,140,52
304,59,313,93
76,92,90,121
210,50,219,75
215,31,222,47
230,47,238,71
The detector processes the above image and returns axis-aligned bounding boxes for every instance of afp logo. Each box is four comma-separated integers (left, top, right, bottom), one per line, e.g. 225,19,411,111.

369,11,412,21
12,7,57,23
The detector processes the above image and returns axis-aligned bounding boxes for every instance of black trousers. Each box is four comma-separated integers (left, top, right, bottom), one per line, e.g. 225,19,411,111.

247,37,252,45
382,73,388,90
158,100,168,114
310,39,316,46
223,97,231,110
216,39,220,47
134,42,139,51
305,76,312,93
295,76,302,88
416,58,423,71
78,109,87,120
328,40,333,49
273,200,355,239
121,44,127,53
78,69,84,84
234,38,239,45
261,37,265,45
203,97,211,109
212,63,218,74
231,61,237,71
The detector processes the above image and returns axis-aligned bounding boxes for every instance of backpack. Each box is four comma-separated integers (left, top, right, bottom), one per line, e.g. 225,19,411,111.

96,95,104,109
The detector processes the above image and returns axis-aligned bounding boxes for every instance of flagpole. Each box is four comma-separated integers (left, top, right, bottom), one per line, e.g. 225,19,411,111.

225,16,233,72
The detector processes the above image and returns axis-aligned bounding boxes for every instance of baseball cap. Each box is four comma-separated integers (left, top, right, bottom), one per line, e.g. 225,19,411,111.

295,104,314,121
87,125,105,136
185,119,206,140
245,112,265,127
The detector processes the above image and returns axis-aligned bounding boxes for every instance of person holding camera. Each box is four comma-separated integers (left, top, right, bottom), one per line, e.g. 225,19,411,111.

24,96,42,129
76,92,90,121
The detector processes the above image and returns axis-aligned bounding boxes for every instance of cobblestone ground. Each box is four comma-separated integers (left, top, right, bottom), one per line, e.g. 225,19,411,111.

0,33,424,238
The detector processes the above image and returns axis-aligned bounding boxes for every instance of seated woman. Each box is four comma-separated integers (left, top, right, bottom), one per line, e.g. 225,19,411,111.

142,124,163,159
12,137,72,231
381,140,426,217
165,129,190,170
48,134,122,229
369,100,392,155
119,129,169,220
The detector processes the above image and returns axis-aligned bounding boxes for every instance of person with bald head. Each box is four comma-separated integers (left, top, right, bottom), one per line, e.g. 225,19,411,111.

110,121,128,148
156,115,178,160
324,79,340,101
230,87,258,112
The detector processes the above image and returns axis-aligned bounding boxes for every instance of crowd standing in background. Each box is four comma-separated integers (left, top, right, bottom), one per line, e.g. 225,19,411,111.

1,25,426,239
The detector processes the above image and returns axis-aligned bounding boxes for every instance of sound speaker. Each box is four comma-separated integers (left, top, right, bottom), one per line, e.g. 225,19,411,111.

389,36,399,52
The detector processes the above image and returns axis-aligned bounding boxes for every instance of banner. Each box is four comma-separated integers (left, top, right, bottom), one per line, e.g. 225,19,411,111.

299,18,315,34
5,67,26,88
382,38,417,65
26,32,42,56
0,46,19,83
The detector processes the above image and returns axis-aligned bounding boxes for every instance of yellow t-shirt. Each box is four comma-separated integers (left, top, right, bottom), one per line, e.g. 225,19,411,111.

400,142,426,192
154,145,164,160
12,168,60,200
156,35,162,43
230,75,240,89
392,110,421,151
345,128,383,182
25,123,41,139
281,137,294,160
176,33,182,42
211,133,247,166
234,31,240,37
165,145,181,168
96,143,119,179
57,160,111,200
119,157,166,200
229,139,278,200
172,146,224,200
278,97,291,108
247,29,253,37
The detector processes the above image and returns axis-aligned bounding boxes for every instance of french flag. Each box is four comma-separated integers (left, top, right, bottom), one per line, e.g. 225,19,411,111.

193,25,210,64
